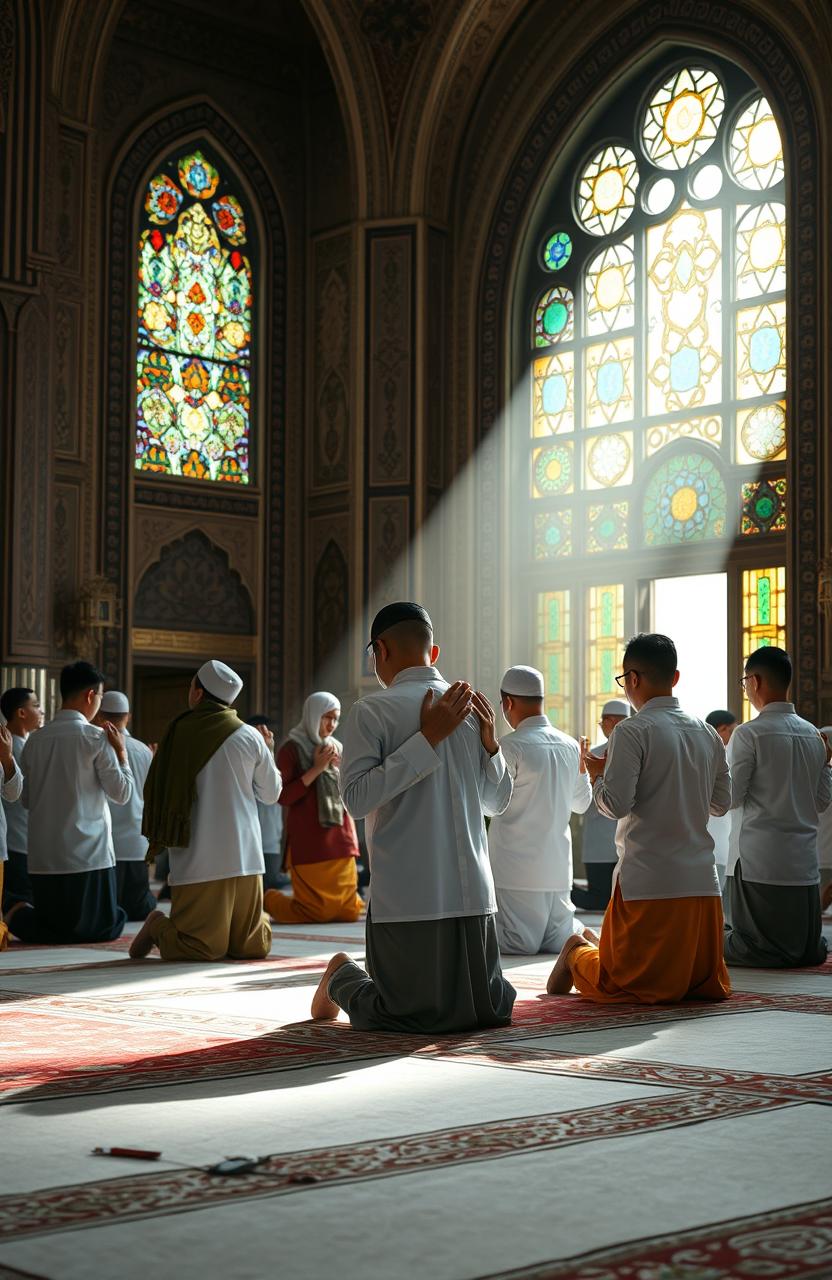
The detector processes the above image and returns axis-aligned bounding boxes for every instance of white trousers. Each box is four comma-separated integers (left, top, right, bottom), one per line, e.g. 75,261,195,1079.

495,887,584,955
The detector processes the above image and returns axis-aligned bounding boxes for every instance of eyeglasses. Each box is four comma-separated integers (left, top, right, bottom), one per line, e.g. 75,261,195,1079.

738,674,756,687
614,669,639,688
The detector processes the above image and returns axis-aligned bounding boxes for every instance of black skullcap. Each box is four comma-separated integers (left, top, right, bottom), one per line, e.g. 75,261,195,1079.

706,709,737,728
368,601,433,650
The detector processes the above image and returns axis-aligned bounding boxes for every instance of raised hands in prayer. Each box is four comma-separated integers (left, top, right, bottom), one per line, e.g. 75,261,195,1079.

471,691,499,757
420,681,473,748
0,723,14,776
582,738,606,783
253,722,276,752
313,742,339,771
578,735,589,773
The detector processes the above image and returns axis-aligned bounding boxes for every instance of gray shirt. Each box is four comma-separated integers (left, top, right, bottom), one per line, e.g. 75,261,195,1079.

108,730,153,861
256,795,283,854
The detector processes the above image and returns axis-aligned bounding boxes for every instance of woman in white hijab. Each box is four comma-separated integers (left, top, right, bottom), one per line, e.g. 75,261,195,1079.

264,692,364,924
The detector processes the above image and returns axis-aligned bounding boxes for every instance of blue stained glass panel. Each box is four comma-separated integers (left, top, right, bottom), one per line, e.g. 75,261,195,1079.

750,325,781,374
670,347,700,392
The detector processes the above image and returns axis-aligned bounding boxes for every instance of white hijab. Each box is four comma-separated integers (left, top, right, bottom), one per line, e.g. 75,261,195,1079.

287,691,342,755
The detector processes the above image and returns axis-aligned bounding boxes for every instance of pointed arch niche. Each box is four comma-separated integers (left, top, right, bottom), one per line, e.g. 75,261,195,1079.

103,102,287,716
475,6,823,726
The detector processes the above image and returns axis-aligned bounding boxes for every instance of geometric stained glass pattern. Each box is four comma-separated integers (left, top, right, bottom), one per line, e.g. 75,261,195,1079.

586,502,629,554
586,584,624,737
643,451,727,545
536,589,571,730
737,401,786,463
136,148,252,484
736,301,786,399
532,353,574,436
543,232,573,272
576,144,640,236
532,443,574,497
741,477,786,536
641,66,724,170
729,96,784,191
585,339,635,427
741,565,786,719
646,414,722,456
534,509,573,559
585,432,633,490
646,205,722,414
735,202,785,299
585,240,635,335
534,287,574,347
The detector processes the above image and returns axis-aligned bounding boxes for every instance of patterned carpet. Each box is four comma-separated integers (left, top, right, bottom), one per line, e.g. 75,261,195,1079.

0,907,830,1279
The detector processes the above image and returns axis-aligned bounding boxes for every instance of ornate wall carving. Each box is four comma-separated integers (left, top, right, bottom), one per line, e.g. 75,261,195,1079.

357,0,433,142
313,537,350,692
311,232,352,492
366,228,414,486
56,129,85,274
426,225,446,502
133,506,258,602
134,530,255,636
54,298,80,455
10,298,51,658
52,481,80,656
367,495,411,611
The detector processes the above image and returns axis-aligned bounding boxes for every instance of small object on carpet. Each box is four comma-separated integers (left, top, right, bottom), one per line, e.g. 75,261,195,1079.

206,1156,267,1176
92,1147,161,1161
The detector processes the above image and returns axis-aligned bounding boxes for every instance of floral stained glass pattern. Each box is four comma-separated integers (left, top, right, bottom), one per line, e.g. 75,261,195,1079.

585,339,635,428
586,503,629,554
741,566,786,719
646,205,722,414
586,584,624,736
136,148,253,483
736,301,785,398
729,96,784,190
576,145,640,236
643,451,727,544
585,432,633,489
642,66,724,169
646,414,722,456
532,353,574,436
534,287,574,347
736,401,786,463
585,240,634,334
543,232,572,271
534,510,573,559
536,590,571,729
532,443,574,497
741,477,786,536
735,202,785,298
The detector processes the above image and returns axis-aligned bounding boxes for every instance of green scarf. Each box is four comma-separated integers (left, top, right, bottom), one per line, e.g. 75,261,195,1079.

142,701,242,858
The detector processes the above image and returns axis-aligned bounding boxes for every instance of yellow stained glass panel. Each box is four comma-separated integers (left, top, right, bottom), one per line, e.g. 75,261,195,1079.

586,584,624,737
537,589,571,730
741,566,786,720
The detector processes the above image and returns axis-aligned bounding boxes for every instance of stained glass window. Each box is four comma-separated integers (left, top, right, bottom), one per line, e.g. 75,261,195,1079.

587,585,624,734
741,566,786,719
136,147,253,484
524,56,787,737
536,590,571,729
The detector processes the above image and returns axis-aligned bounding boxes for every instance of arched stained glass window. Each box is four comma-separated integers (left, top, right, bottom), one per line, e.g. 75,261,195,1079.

135,147,254,484
519,54,787,730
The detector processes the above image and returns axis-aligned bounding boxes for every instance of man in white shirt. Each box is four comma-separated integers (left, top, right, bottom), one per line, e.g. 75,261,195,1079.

488,664,594,954
310,602,516,1033
572,699,629,912
130,660,281,962
705,709,738,891
245,714,289,891
546,633,731,1004
92,691,156,921
0,723,24,950
0,686,43,913
724,647,830,968
6,662,132,945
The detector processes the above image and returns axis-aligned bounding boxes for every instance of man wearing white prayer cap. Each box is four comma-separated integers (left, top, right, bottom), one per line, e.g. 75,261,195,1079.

487,664,596,955
130,659,281,961
572,698,630,913
93,691,156,920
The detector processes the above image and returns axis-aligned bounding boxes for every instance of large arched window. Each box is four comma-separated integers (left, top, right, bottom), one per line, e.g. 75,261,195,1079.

519,54,786,731
135,146,254,484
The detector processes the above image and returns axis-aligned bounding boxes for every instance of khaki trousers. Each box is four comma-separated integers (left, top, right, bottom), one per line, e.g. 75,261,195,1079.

149,873,272,961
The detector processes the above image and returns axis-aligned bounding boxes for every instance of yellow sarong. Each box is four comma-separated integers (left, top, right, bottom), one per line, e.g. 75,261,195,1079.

264,852,364,925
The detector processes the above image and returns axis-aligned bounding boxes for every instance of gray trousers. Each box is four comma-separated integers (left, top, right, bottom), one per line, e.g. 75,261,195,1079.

724,862,828,968
329,911,516,1035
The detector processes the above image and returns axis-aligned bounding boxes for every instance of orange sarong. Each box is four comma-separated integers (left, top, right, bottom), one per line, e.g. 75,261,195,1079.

264,851,364,925
0,862,7,950
569,885,730,1004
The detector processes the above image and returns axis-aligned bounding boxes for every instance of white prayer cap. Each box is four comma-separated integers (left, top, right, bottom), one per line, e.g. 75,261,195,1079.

601,699,629,718
100,691,130,714
197,660,243,705
500,665,544,698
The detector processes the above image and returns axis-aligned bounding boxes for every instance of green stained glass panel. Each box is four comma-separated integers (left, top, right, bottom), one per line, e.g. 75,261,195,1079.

601,590,614,637
758,576,771,625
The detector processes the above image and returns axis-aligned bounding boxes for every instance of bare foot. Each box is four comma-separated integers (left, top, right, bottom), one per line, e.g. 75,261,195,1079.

310,952,351,1021
582,927,601,945
546,934,587,995
821,882,832,913
129,909,164,959
2,901,29,933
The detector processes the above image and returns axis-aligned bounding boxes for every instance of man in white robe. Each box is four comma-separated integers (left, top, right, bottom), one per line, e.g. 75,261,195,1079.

488,665,594,954
93,692,156,920
705,709,738,891
310,602,516,1033
572,699,629,912
130,660,281,962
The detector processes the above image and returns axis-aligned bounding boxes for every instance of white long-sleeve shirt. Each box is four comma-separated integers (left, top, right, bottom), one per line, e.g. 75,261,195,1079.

2,735,27,854
339,665,512,923
726,702,830,886
593,696,730,901
581,740,619,865
256,796,283,854
22,710,133,874
0,759,23,863
109,730,154,862
168,724,282,886
488,715,591,892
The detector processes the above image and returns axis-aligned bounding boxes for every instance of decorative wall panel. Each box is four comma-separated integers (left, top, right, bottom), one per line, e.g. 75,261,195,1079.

133,530,254,635
312,232,352,491
366,229,414,487
52,481,80,655
54,299,80,456
133,507,258,602
367,495,410,611
11,298,51,657
56,130,85,274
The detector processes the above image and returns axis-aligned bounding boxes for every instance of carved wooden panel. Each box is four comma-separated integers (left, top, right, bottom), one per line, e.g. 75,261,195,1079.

134,530,254,635
367,495,410,613
133,507,258,603
11,298,51,658
311,232,352,492
313,538,350,692
366,229,414,487
427,226,446,496
56,130,85,275
52,480,80,656
54,298,80,456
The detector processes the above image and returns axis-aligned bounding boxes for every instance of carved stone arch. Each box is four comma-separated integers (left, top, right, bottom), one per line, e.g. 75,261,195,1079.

51,0,125,123
102,100,287,712
134,530,254,635
466,0,824,718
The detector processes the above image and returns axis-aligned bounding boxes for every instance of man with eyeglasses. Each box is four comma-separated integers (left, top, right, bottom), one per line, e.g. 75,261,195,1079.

723,646,830,968
546,632,732,1004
